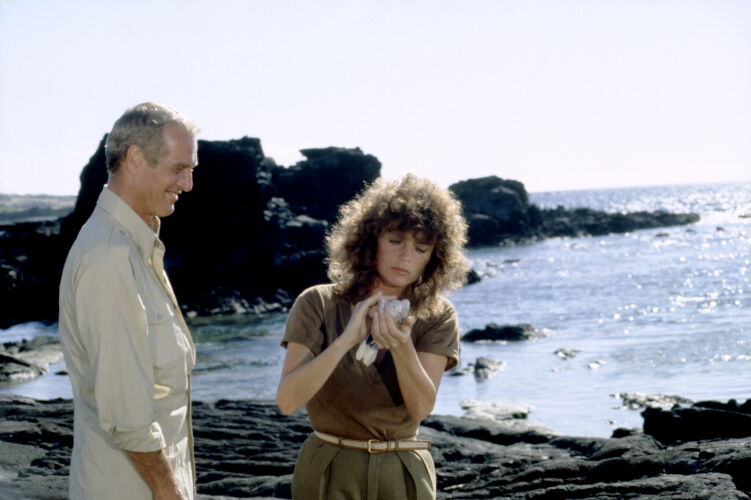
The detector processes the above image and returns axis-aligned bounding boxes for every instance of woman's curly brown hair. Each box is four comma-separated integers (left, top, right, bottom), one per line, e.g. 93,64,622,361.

326,174,469,319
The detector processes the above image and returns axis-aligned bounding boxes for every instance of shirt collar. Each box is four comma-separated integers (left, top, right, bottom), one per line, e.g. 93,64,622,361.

96,186,162,262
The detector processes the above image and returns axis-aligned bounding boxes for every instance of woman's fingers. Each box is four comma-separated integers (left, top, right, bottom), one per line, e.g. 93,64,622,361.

355,292,380,317
400,316,416,332
370,310,386,348
355,292,394,319
373,310,411,349
350,293,381,333
370,313,385,348
355,293,402,349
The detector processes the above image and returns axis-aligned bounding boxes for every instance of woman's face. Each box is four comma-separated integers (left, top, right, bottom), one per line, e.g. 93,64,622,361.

375,229,435,295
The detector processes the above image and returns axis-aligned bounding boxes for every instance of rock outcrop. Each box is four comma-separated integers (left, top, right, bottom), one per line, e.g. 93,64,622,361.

643,399,751,445
462,323,545,342
0,337,62,383
0,220,68,328
0,138,699,329
0,138,380,329
449,176,700,247
1,395,749,499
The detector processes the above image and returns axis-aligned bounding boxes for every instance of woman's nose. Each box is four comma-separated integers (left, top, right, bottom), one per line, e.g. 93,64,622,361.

398,246,411,261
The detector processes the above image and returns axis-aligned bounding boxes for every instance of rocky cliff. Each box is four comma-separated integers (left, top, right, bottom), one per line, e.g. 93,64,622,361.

0,137,699,329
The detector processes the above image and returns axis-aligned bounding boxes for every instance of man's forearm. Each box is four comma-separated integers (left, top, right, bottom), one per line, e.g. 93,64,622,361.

125,449,186,500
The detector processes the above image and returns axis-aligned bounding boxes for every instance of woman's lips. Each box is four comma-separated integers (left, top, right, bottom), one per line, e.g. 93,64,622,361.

392,267,410,275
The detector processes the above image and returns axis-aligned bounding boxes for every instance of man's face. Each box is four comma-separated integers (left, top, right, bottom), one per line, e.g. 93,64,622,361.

133,124,197,221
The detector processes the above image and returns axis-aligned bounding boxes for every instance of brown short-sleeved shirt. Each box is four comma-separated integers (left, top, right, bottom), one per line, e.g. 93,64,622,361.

282,284,460,441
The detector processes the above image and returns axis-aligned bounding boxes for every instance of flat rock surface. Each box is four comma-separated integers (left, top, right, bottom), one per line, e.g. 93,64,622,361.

0,337,63,384
0,395,749,499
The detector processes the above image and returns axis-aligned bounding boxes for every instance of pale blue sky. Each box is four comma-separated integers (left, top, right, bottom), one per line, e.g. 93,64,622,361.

1,0,750,195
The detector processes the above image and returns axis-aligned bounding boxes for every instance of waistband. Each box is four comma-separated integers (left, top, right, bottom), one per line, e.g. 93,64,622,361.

313,430,431,454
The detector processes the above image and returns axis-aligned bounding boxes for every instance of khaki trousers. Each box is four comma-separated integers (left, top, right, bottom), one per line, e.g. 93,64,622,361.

291,434,437,500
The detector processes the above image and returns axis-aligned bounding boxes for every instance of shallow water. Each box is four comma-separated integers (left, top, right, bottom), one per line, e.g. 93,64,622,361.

3,182,749,437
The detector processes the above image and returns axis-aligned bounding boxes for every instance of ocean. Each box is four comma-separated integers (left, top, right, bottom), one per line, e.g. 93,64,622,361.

2,181,749,438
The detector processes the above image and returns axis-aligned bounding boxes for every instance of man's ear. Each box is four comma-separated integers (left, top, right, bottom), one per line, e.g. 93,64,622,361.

124,144,148,173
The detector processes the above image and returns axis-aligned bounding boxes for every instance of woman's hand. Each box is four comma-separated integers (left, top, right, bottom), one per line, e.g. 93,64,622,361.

371,309,416,350
341,292,395,349
277,291,394,415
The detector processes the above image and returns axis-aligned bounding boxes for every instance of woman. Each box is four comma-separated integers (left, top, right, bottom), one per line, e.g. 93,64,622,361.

276,174,468,499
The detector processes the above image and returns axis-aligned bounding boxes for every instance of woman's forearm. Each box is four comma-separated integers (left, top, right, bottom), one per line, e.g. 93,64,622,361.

278,293,383,415
276,337,353,415
390,343,441,422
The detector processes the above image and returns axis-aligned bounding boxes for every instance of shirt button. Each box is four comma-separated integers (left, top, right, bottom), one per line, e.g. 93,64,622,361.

157,313,163,320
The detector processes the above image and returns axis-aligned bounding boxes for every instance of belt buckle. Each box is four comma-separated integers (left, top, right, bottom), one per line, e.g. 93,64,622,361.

367,439,378,454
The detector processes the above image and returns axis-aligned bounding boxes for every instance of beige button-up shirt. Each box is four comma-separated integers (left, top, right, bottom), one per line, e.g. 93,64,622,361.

59,187,196,499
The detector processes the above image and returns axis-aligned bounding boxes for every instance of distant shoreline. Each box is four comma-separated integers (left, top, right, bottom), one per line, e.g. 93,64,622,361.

0,193,75,224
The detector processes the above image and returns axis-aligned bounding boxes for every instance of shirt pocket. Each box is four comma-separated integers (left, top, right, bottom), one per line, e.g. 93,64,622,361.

146,300,191,397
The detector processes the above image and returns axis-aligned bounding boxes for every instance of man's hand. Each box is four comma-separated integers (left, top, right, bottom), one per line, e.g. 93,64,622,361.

125,450,187,500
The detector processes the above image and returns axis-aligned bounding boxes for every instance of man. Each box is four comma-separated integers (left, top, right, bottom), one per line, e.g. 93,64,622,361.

59,102,199,499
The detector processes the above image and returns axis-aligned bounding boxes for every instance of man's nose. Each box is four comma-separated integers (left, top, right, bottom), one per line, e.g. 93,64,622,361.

179,170,193,192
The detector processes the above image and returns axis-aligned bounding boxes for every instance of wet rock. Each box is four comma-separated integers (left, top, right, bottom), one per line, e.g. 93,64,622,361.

457,399,558,436
462,323,544,342
643,399,751,444
554,348,579,360
6,336,63,367
587,360,607,370
471,357,507,380
448,357,507,380
465,268,481,285
612,392,694,410
0,353,46,382
460,398,532,420
0,337,62,383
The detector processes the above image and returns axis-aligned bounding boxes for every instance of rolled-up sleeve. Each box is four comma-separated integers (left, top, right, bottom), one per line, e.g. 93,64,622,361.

414,303,460,371
74,248,166,452
282,286,326,355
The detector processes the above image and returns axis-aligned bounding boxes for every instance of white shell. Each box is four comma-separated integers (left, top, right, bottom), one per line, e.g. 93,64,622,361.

378,298,410,323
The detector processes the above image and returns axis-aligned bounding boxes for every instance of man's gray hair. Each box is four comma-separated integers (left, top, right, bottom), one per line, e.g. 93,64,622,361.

105,102,199,174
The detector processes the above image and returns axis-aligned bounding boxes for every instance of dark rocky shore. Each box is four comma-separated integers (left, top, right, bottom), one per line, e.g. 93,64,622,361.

1,136,699,330
1,395,749,499
0,337,62,383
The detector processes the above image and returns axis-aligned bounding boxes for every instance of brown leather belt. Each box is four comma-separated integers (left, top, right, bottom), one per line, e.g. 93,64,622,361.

314,430,431,454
